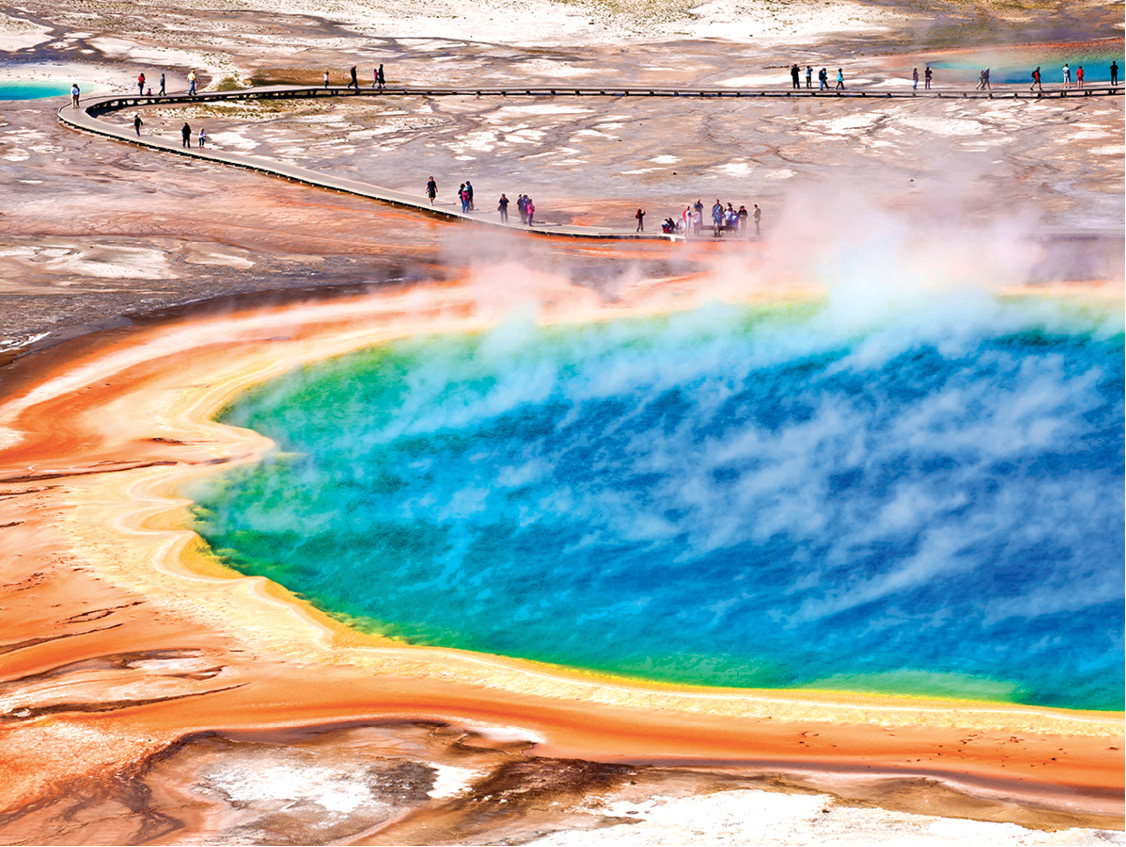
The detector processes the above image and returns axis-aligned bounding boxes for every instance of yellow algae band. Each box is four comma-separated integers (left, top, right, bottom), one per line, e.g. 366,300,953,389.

0,274,1121,827
9,278,1108,730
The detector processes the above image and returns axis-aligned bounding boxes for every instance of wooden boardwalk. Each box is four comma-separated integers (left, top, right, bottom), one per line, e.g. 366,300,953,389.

57,84,1125,242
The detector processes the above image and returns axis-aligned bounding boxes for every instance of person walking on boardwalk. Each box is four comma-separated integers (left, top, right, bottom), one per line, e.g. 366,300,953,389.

835,68,845,90
924,66,932,89
635,208,645,232
159,73,166,95
737,205,748,232
377,64,385,91
1112,61,1119,85
982,67,991,90
324,70,330,88
806,66,813,88
1030,66,1042,91
181,122,191,148
790,64,801,89
525,197,535,226
1076,66,1084,88
517,194,527,224
188,69,197,95
912,68,918,90
133,114,143,136
819,67,828,90
426,176,437,205
349,66,358,90
498,193,509,222
465,180,475,211
752,204,761,235
1063,63,1071,88
70,83,80,108
711,200,723,235
137,72,146,96
458,183,467,213
693,199,703,233
198,127,207,149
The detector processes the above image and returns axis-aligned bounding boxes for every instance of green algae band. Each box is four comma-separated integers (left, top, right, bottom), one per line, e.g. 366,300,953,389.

191,300,1125,711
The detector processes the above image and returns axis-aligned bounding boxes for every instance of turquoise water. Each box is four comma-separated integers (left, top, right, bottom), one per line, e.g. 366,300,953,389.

0,81,73,100
930,50,1125,85
191,299,1125,711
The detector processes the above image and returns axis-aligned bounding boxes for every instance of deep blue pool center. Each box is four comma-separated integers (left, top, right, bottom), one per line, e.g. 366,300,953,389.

190,300,1125,711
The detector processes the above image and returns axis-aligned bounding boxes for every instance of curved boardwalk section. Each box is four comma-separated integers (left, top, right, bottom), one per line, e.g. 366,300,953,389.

58,84,1124,240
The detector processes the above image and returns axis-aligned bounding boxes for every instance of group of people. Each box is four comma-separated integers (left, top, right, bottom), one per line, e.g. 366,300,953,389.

329,65,386,90
790,64,846,90
180,122,207,148
426,178,536,226
911,66,934,90
1011,61,1118,92
659,199,761,237
495,192,536,225
128,70,195,97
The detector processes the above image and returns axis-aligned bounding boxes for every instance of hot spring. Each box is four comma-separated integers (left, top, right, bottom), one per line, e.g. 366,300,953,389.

0,80,74,100
190,296,1125,712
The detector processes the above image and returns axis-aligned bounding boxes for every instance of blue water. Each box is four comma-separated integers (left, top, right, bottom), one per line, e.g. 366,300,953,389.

0,81,73,100
191,299,1125,711
929,51,1125,85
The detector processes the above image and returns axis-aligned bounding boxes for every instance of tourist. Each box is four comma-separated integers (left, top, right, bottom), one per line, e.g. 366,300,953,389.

635,208,645,232
377,64,385,91
198,127,207,148
458,183,467,213
1063,62,1071,88
181,122,191,148
426,176,437,205
982,67,991,90
1076,65,1084,88
737,205,748,231
349,66,358,91
693,199,703,233
188,69,197,95
525,197,535,226
752,204,761,235
133,114,143,136
1112,61,1119,85
70,83,80,109
465,180,474,211
498,193,509,222
517,194,527,224
912,67,918,90
836,68,845,90
324,70,329,88
711,200,723,235
1031,66,1042,91
159,73,166,95
790,63,801,89
924,66,932,89
976,69,985,89
806,65,813,88
819,67,828,90
682,206,691,233
137,72,146,96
